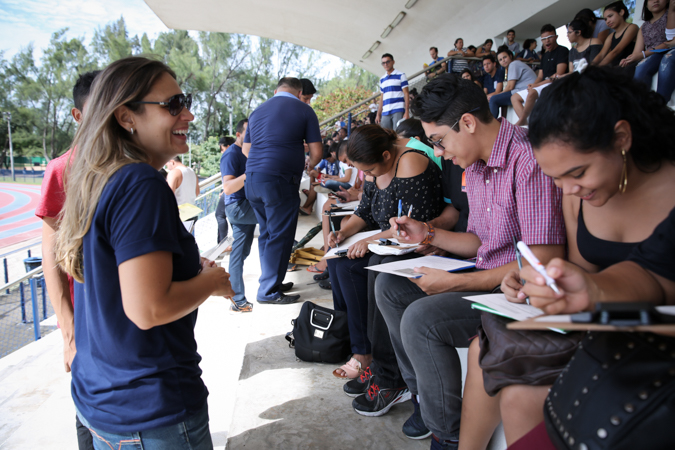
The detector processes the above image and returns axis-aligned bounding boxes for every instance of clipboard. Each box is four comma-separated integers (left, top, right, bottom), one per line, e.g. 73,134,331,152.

507,317,675,334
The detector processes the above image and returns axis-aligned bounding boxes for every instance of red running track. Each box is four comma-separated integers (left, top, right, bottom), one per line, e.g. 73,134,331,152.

0,183,43,249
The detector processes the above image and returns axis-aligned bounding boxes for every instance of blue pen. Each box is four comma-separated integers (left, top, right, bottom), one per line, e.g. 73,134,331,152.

397,199,402,236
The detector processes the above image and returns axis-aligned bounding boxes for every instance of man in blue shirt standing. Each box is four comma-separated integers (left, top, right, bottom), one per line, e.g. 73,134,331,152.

243,77,323,304
221,118,257,312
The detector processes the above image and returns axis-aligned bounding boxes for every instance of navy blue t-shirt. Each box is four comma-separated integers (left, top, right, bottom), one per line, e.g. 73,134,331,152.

244,92,322,178
482,67,506,94
220,143,247,206
71,163,206,433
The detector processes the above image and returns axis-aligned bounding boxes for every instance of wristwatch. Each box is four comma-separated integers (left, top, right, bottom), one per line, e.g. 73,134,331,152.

421,222,435,245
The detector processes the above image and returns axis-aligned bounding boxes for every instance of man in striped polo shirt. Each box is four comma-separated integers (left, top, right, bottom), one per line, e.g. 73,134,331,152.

376,53,409,129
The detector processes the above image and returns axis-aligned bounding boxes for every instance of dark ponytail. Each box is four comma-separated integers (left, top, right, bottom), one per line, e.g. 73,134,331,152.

347,125,398,165
529,66,675,173
568,19,592,39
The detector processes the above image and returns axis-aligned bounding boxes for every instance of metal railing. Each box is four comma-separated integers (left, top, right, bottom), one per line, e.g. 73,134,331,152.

318,54,541,128
0,265,54,358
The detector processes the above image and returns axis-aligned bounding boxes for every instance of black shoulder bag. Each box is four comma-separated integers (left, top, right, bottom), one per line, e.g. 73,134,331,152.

544,331,675,450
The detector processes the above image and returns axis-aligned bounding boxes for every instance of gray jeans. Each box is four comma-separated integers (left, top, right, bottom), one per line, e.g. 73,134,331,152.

380,111,404,130
375,272,483,441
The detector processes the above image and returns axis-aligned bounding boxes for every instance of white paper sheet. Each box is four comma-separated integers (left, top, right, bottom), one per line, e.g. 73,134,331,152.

365,255,475,278
367,238,420,256
324,229,382,258
334,200,360,210
324,210,354,216
463,294,545,321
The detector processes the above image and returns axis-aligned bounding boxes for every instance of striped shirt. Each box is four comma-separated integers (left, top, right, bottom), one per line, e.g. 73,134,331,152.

379,69,408,116
466,120,565,270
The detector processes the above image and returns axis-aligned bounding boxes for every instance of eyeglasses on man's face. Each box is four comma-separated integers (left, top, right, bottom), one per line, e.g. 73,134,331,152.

381,59,393,66
429,107,481,151
131,93,192,116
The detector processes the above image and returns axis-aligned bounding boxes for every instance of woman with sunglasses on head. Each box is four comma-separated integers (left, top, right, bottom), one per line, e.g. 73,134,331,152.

458,65,675,448
56,56,234,449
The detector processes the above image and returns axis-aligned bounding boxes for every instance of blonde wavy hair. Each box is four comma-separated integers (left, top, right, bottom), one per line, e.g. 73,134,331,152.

56,57,176,283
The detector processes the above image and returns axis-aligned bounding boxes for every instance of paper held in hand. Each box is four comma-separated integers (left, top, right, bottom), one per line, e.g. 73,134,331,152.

367,238,419,256
462,293,545,321
365,255,475,278
324,230,382,258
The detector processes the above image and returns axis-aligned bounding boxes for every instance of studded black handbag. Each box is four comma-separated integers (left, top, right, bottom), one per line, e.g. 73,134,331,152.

544,331,675,450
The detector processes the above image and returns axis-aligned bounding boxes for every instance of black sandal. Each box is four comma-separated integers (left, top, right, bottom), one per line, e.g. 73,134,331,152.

319,279,332,290
313,270,329,281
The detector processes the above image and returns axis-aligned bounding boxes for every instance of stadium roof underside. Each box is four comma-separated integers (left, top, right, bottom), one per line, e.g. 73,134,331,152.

144,0,609,76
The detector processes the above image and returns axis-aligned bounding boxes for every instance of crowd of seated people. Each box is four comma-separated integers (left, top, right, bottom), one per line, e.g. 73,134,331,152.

294,5,675,446
313,67,675,450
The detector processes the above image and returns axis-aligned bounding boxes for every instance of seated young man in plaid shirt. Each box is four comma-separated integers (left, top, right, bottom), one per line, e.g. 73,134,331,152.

372,74,566,450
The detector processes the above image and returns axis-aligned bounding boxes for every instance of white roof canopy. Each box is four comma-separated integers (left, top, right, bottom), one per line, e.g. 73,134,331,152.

145,0,609,76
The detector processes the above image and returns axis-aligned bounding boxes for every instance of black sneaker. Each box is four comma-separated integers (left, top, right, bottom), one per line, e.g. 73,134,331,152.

344,365,373,398
352,381,410,417
402,395,431,439
257,293,300,305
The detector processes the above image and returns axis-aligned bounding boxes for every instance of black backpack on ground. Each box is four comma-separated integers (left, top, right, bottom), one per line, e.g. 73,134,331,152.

285,301,350,363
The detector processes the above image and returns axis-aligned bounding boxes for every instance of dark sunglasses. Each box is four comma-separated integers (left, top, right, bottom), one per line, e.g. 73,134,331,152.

131,93,192,116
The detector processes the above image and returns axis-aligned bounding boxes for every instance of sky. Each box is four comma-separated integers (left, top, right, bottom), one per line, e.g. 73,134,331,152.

0,0,343,77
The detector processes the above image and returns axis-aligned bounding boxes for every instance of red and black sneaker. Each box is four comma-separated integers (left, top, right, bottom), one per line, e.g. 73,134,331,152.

352,380,411,417
343,365,373,398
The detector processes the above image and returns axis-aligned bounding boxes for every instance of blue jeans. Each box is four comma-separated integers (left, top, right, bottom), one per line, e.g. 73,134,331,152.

76,403,212,450
327,255,371,355
634,49,675,101
224,199,258,305
488,90,514,119
245,172,300,302
215,194,229,242
323,180,351,192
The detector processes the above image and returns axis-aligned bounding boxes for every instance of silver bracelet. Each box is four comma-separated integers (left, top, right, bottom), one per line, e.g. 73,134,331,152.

642,51,646,59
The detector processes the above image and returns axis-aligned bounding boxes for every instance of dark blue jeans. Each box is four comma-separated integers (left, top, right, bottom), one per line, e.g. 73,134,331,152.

76,403,212,450
488,90,514,119
327,255,371,355
245,172,300,302
224,198,258,305
215,194,229,242
323,180,351,192
634,49,675,101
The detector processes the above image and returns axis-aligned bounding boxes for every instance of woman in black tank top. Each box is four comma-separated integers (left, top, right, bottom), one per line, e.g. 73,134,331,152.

594,1,639,66
490,66,675,443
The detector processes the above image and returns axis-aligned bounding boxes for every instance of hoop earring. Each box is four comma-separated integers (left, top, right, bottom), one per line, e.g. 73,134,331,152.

130,128,134,135
619,149,628,194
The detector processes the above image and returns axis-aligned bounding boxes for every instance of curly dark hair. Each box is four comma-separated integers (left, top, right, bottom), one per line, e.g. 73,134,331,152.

529,66,675,173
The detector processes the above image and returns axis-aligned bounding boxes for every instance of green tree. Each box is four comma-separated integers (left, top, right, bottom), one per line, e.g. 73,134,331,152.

197,32,250,140
311,86,377,124
6,31,95,160
92,17,139,64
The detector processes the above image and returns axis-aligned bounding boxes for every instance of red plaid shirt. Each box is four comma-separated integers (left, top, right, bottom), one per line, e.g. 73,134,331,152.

466,120,565,270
